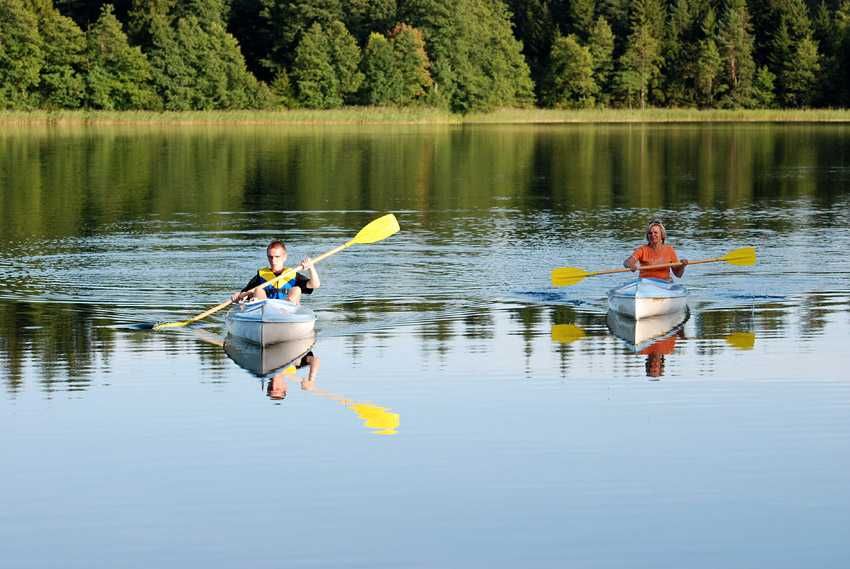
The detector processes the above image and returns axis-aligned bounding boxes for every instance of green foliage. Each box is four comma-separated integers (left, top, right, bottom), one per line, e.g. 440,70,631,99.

85,5,160,110
344,0,397,44
505,0,555,97
694,8,721,107
404,0,534,113
30,0,86,109
543,34,596,108
618,21,661,109
143,2,271,110
752,65,776,107
291,20,362,108
362,32,398,105
292,22,341,108
327,20,363,97
390,23,432,104
270,68,296,108
589,16,615,105
569,0,595,41
259,0,342,73
782,36,820,107
0,0,43,109
718,0,756,108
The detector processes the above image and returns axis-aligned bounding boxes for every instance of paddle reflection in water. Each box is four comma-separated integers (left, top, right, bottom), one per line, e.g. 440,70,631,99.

218,334,399,435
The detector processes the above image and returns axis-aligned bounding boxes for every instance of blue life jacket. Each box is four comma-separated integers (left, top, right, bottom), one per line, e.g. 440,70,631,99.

258,267,297,299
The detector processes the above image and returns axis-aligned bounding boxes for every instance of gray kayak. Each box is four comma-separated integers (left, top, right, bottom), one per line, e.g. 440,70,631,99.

224,299,316,346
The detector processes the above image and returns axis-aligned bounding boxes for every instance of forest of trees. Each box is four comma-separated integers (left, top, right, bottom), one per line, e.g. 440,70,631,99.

1,0,849,113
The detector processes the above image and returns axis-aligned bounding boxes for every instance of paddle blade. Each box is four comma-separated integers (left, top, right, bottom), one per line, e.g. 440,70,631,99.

551,267,590,287
551,324,586,344
152,320,189,330
722,246,757,266
350,403,400,435
725,331,756,350
352,214,400,244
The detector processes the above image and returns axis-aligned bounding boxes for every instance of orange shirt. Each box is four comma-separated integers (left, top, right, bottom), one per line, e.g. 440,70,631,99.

632,244,679,280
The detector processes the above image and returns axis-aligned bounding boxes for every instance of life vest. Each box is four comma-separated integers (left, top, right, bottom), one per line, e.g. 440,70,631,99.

257,267,297,299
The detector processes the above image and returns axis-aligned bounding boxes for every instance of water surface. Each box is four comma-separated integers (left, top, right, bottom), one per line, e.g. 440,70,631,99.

2,124,849,568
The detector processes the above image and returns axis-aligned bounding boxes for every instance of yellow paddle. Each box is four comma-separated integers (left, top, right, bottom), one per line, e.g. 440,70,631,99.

725,331,756,350
550,323,587,344
551,246,757,287
153,213,401,330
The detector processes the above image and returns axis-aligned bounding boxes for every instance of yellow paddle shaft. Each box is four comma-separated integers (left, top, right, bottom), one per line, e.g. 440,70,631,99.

587,255,724,277
155,240,354,329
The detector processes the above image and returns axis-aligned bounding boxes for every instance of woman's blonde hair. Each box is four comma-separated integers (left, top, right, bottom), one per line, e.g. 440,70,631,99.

646,219,667,243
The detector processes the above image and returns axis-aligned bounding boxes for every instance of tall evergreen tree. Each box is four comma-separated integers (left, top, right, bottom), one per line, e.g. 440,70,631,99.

140,0,271,110
588,16,615,105
401,0,534,112
292,22,339,108
543,33,596,108
327,19,363,98
29,0,86,109
0,0,43,109
694,7,721,106
718,0,756,108
664,0,696,106
361,32,399,105
783,35,820,106
390,23,432,104
259,0,342,73
85,4,159,110
344,0,397,44
505,0,556,100
569,0,596,41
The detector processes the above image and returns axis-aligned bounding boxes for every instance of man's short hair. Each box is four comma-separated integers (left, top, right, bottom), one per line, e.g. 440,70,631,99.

267,240,287,252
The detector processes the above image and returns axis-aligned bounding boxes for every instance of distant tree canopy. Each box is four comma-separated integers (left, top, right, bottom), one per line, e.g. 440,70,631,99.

2,0,850,111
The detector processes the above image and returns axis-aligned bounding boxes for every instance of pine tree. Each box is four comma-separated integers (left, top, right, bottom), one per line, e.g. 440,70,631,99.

259,0,342,73
543,34,596,108
618,21,661,108
30,0,86,109
344,0,397,44
327,19,363,99
402,0,533,112
292,22,340,108
694,7,721,106
569,0,596,41
505,0,556,99
718,0,756,108
390,23,432,104
588,16,614,105
752,65,776,107
361,32,399,105
783,35,820,106
85,4,160,110
0,0,43,109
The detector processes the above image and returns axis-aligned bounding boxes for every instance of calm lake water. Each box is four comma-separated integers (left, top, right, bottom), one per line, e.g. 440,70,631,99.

2,124,849,568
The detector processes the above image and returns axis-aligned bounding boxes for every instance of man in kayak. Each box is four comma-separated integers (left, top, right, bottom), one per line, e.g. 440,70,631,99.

231,240,320,304
624,219,688,280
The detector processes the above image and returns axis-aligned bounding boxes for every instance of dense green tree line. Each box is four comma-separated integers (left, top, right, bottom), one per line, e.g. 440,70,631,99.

2,0,849,112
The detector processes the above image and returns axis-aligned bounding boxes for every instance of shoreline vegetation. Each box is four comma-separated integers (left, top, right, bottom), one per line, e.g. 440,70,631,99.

4,108,850,126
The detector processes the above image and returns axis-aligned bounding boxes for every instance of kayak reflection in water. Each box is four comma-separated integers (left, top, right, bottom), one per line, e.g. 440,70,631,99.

265,351,320,400
231,240,320,305
640,329,684,379
624,219,688,281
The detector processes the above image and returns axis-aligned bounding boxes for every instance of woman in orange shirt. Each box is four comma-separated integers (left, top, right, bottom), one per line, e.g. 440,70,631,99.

624,220,688,281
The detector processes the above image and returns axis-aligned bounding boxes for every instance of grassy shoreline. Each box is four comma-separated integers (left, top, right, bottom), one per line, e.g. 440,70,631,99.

3,107,850,125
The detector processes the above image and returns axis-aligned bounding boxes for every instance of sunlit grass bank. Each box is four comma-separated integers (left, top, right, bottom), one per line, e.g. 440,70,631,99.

3,107,850,125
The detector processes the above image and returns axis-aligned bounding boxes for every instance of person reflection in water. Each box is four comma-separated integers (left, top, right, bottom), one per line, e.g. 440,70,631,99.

266,352,320,401
640,329,684,379
624,220,688,281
